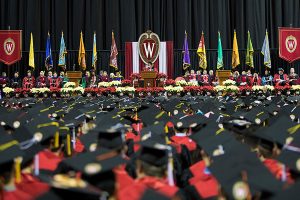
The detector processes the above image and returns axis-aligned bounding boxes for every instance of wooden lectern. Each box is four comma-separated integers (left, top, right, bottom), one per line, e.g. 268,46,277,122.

216,70,231,85
66,71,82,87
141,71,158,87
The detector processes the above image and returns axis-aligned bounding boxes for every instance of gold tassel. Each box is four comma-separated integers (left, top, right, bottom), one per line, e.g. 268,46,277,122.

66,134,71,156
287,124,300,134
164,125,169,133
216,128,225,135
14,157,22,183
54,131,59,148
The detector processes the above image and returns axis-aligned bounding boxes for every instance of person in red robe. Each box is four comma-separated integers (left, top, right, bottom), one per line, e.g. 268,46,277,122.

250,73,262,86
36,71,48,88
274,68,289,86
22,70,35,89
201,70,210,86
119,143,179,200
48,72,61,88
100,71,110,82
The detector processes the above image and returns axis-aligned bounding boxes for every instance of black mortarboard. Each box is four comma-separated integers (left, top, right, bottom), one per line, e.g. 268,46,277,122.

270,179,300,200
252,115,298,146
138,141,170,167
97,130,125,149
209,147,283,199
277,134,300,172
0,133,23,165
140,189,170,200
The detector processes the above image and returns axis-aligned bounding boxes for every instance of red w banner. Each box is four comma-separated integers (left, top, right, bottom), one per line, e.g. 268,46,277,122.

0,30,22,65
279,27,300,63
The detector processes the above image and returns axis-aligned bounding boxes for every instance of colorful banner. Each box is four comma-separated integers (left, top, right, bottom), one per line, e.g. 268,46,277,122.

279,27,300,63
0,30,22,65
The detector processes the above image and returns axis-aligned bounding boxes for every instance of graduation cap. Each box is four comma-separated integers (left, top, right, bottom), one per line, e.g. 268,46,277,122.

0,133,23,166
252,115,298,146
243,107,270,125
270,179,300,200
171,114,209,132
140,189,170,200
138,106,169,126
97,130,125,150
277,133,300,172
209,146,283,199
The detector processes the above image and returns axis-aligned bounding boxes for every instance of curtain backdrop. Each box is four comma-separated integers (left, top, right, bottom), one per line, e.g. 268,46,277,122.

1,0,300,78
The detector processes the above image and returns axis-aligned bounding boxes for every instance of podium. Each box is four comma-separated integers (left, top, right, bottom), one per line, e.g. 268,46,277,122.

66,71,82,87
216,70,231,85
141,71,157,87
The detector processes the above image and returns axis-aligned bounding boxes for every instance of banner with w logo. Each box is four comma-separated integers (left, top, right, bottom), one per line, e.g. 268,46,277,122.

0,30,22,65
279,27,300,63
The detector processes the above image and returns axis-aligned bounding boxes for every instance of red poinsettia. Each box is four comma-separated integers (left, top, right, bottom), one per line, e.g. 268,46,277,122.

130,73,141,80
50,88,61,93
122,79,132,86
201,86,214,92
239,86,252,92
157,73,167,79
165,79,176,86
274,85,291,92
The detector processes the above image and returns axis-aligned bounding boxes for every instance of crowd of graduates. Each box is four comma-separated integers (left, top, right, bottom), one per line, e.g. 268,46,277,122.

0,86,300,199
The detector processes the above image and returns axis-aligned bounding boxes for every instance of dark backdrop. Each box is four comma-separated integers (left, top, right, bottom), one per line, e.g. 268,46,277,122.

1,0,300,78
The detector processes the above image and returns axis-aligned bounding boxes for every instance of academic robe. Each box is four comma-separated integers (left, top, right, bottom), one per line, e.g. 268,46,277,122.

48,77,61,88
2,185,33,200
17,173,49,199
36,76,48,88
289,74,299,85
10,77,22,88
100,75,110,82
263,158,294,184
201,75,210,85
37,149,63,171
22,76,35,89
170,135,197,153
118,176,179,200
250,77,262,86
0,76,9,87
274,74,289,86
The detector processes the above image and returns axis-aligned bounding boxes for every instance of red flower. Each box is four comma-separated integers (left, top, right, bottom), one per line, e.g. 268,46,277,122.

239,86,252,91
165,79,175,86
122,79,132,86
157,73,167,79
130,73,141,80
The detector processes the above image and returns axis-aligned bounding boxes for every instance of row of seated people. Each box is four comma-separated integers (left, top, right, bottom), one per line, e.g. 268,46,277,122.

184,68,299,86
0,70,124,89
0,67,299,89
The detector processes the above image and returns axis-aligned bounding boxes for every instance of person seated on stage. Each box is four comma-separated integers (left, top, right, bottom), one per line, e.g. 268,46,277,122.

274,68,289,86
262,70,273,86
47,71,53,79
0,72,10,88
60,71,69,87
201,70,210,85
113,71,124,81
184,71,190,82
208,70,218,86
100,71,110,82
22,70,35,89
288,67,299,85
189,70,196,82
10,72,21,88
250,73,262,86
246,69,253,79
232,71,241,85
196,70,202,82
110,73,115,81
98,70,104,80
88,69,98,88
36,71,48,88
80,71,91,88
48,71,61,88
239,71,249,86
